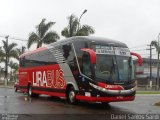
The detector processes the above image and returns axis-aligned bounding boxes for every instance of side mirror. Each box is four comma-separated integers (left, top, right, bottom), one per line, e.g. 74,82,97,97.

81,48,97,64
131,52,143,66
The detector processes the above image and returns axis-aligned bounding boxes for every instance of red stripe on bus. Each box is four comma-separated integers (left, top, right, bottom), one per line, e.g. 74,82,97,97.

98,82,124,90
19,64,67,89
20,47,48,57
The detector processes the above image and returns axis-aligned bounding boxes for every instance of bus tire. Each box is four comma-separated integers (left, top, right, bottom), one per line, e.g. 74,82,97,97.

67,87,77,104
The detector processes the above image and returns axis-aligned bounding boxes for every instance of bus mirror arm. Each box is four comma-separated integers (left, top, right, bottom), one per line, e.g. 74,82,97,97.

131,52,143,66
81,48,97,64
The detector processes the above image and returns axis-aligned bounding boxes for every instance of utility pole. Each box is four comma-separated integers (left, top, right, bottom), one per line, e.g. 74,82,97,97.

4,35,9,86
0,67,1,81
78,9,87,31
147,44,155,87
79,9,87,23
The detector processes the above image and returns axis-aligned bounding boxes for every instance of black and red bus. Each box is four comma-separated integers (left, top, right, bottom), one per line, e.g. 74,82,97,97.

19,36,143,104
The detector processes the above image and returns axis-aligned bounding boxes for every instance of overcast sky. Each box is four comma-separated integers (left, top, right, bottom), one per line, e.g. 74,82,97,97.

0,0,160,58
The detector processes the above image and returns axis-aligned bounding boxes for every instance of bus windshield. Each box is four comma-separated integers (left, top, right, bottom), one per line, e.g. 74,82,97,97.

95,55,117,81
95,54,134,82
94,45,134,82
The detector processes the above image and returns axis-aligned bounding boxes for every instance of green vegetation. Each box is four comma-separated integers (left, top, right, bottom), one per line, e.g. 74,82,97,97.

27,18,60,49
16,46,26,58
0,42,24,83
61,14,95,38
151,40,160,86
0,41,18,80
137,91,160,94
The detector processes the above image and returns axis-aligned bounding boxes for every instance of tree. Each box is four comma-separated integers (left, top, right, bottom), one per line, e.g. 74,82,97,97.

16,46,26,60
0,47,5,63
61,14,95,38
151,41,159,61
0,47,5,81
27,18,60,49
9,61,18,81
1,40,18,83
9,61,18,73
151,40,160,90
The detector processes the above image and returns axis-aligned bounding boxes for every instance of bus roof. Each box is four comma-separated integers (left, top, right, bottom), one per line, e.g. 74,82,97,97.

20,36,128,58
20,47,47,58
49,36,127,47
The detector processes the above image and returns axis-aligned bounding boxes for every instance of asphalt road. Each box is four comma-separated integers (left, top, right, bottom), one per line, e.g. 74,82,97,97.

0,87,159,120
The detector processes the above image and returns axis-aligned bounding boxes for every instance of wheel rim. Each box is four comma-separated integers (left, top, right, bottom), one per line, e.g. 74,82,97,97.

69,90,75,103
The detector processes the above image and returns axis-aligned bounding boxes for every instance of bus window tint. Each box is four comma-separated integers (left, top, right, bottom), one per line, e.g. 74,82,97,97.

117,57,128,80
95,55,117,81
62,43,79,74
82,54,92,77
117,56,134,81
73,41,88,73
62,44,71,60
20,50,57,68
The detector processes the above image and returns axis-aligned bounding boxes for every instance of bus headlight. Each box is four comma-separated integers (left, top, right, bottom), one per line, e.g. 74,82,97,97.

89,82,136,95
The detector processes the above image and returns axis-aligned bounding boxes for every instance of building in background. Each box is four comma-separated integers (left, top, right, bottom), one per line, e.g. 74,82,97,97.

134,58,158,87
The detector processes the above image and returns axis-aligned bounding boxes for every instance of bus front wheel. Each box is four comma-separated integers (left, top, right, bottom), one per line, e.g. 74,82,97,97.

67,87,77,104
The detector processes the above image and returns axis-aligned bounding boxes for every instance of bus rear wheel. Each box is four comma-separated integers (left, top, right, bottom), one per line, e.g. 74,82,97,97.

67,87,77,104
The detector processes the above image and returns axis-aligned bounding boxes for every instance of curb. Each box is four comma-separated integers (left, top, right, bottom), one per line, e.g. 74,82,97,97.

136,94,160,96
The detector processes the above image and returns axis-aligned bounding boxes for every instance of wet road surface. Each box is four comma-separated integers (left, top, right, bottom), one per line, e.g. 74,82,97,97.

0,87,159,120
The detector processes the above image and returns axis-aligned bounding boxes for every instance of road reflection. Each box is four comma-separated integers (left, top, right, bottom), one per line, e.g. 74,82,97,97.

18,93,134,114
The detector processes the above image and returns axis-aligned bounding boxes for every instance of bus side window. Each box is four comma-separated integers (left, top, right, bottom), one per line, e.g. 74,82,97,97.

82,53,92,77
62,44,71,60
62,43,79,74
62,44,74,64
20,57,25,68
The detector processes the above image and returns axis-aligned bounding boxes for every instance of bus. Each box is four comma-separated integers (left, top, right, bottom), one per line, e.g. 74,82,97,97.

18,36,143,104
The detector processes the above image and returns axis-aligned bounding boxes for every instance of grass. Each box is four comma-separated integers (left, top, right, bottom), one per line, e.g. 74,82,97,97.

136,91,160,94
